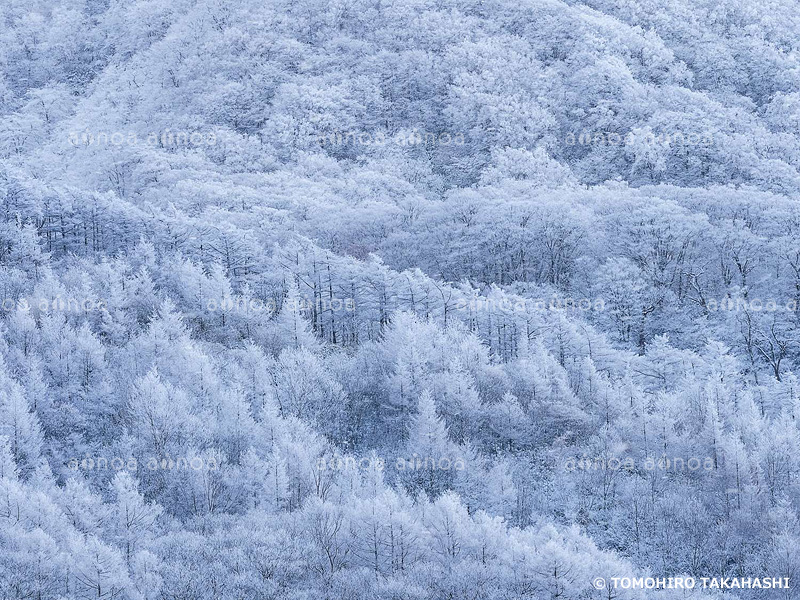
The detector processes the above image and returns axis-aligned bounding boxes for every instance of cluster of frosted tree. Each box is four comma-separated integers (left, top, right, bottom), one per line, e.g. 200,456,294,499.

1,0,800,598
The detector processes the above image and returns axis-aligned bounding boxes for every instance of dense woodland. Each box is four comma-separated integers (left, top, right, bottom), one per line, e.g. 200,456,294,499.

1,0,800,598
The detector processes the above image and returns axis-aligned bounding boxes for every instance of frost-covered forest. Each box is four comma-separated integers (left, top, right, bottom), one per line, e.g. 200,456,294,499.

1,0,800,598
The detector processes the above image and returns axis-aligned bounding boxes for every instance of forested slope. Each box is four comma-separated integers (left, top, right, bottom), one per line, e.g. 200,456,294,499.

0,0,799,598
